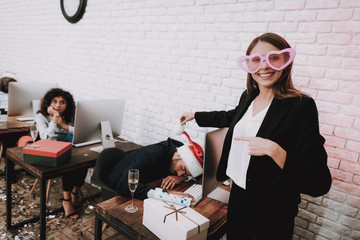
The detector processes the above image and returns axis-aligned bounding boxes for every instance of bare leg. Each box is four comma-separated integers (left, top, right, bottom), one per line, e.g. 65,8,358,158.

62,191,79,220
71,186,81,207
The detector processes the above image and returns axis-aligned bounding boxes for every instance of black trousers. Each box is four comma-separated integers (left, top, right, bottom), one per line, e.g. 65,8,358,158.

227,183,295,240
62,167,88,192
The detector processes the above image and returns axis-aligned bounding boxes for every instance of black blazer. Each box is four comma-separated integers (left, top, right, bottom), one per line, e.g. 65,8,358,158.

195,90,331,213
106,138,183,199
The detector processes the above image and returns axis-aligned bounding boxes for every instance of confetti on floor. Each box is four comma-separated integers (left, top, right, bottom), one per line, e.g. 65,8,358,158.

0,163,128,240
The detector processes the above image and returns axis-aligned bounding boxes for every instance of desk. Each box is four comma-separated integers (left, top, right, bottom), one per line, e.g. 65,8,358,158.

0,116,32,131
6,140,142,240
95,179,228,240
0,116,32,177
0,116,31,157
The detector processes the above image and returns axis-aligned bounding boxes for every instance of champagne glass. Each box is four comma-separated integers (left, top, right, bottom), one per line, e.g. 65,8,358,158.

30,122,38,142
125,169,139,213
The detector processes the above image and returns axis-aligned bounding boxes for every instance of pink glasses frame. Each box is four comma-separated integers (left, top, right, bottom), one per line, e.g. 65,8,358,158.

237,48,296,74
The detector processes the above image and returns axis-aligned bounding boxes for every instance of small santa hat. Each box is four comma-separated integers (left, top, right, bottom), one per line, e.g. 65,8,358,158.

175,125,204,178
1,71,18,80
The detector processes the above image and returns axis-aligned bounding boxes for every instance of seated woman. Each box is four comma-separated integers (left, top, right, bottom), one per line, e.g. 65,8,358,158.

35,88,87,220
105,131,204,200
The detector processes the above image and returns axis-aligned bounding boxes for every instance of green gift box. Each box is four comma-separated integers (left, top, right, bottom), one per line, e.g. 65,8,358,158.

23,139,72,167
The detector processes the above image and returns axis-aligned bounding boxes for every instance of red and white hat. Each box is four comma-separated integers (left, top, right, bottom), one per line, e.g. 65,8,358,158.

1,71,18,80
176,125,204,178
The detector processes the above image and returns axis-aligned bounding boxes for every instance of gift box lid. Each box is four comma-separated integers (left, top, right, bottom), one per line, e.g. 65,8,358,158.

144,198,210,238
23,139,72,158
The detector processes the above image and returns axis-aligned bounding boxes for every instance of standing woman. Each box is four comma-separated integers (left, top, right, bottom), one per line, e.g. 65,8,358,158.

180,33,331,239
35,88,87,220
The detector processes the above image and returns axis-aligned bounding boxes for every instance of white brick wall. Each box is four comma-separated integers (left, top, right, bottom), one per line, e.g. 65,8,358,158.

0,1,359,239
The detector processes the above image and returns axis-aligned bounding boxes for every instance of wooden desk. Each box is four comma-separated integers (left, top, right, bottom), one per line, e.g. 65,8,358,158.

0,116,32,158
95,179,228,240
0,116,32,132
6,140,142,240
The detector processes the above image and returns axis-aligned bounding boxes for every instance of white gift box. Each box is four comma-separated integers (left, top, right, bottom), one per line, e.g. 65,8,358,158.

143,198,210,240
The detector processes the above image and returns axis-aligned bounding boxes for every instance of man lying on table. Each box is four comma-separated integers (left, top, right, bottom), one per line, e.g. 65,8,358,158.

105,131,203,201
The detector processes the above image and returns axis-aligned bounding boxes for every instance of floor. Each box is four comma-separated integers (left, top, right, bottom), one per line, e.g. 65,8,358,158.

0,162,127,240
0,161,227,240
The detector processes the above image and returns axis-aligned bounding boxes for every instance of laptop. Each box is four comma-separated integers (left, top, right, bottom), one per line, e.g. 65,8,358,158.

184,128,230,206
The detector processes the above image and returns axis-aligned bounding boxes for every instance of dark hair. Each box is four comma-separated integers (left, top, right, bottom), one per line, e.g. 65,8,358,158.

0,77,17,93
245,32,306,98
37,88,76,123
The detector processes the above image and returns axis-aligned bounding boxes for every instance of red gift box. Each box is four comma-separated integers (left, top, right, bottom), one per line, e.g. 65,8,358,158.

23,139,72,167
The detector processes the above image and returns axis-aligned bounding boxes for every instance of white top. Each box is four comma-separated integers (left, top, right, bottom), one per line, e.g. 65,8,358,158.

226,101,270,189
0,92,8,110
35,113,74,141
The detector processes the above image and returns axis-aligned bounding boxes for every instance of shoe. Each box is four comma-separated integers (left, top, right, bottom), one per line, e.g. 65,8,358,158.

62,198,79,219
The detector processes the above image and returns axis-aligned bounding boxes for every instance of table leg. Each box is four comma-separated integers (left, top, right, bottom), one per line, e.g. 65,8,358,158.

39,178,47,240
95,214,103,240
46,179,51,203
5,157,14,232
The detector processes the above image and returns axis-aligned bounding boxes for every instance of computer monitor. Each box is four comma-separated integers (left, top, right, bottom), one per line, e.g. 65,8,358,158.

8,82,58,116
72,99,126,147
202,128,230,203
184,127,230,205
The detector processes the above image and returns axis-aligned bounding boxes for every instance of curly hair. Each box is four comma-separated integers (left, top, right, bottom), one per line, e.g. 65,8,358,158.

245,32,306,99
37,88,76,123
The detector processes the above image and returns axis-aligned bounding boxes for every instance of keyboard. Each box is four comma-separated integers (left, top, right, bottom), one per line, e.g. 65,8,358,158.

184,184,202,205
16,117,34,122
72,139,101,147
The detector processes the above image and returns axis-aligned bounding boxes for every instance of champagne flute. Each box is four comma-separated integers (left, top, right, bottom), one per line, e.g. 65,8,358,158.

125,169,139,213
30,122,38,142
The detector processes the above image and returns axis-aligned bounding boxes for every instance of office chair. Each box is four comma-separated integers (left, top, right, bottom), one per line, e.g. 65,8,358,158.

91,147,126,201
91,147,127,233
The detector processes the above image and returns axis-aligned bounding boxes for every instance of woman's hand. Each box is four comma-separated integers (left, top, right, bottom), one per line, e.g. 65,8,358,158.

161,175,186,190
234,136,287,169
51,112,63,125
47,106,56,116
51,111,69,131
179,112,195,125
49,107,62,125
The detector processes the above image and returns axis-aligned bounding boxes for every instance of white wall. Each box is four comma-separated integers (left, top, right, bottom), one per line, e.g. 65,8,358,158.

0,0,247,146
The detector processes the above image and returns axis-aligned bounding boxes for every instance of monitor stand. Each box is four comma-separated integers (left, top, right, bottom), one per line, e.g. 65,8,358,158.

89,121,115,153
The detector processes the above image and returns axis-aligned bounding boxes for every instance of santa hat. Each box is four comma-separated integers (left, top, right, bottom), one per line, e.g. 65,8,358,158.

1,71,18,80
175,125,204,178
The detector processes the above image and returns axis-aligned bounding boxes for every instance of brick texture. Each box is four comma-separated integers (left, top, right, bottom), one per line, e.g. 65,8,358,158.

0,1,359,239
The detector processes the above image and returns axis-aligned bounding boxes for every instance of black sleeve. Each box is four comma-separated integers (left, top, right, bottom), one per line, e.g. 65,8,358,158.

283,97,332,197
114,156,159,200
114,139,179,200
195,91,247,128
115,175,155,200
